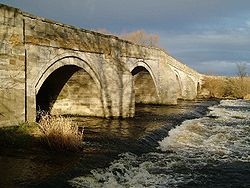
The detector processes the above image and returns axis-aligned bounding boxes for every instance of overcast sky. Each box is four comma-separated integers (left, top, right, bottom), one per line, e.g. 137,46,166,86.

1,0,250,75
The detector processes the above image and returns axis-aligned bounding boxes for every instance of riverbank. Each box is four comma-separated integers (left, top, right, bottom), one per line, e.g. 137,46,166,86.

200,76,250,99
0,100,218,187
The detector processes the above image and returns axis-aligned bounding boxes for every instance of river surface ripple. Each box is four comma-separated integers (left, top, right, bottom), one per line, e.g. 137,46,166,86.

4,100,249,187
69,100,250,188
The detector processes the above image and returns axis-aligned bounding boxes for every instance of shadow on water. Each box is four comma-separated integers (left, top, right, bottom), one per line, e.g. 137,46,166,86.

0,100,218,187
176,161,250,188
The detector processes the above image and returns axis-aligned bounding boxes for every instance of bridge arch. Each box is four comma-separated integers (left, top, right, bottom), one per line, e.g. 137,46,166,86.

35,55,101,93
129,61,160,104
34,55,105,117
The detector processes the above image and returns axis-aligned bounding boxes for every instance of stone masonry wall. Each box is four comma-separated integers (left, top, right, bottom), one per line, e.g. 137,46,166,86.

0,5,25,126
22,10,199,78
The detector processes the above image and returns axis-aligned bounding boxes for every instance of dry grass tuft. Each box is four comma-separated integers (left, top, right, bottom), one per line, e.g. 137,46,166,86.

38,114,83,151
201,76,250,99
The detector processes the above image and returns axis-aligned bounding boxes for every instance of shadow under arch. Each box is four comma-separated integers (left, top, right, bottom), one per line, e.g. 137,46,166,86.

130,63,159,104
35,56,104,118
129,61,159,98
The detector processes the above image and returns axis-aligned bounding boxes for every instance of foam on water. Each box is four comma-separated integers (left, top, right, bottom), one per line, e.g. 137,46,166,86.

69,100,250,187
208,99,250,119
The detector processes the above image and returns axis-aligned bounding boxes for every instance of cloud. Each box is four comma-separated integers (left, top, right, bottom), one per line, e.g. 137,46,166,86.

192,60,250,76
2,0,250,31
1,0,250,75
158,27,250,76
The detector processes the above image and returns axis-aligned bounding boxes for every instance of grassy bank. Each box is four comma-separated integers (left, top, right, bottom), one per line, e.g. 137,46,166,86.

0,115,83,152
0,122,39,148
200,76,250,99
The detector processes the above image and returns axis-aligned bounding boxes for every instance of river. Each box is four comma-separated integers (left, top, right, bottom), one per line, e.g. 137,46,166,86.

1,99,250,187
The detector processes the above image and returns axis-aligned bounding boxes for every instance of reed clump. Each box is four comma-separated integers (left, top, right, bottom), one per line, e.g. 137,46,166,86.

38,114,83,151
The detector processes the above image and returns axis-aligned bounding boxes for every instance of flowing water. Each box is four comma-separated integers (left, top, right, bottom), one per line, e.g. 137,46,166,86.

26,100,212,187
69,100,250,188
1,100,250,187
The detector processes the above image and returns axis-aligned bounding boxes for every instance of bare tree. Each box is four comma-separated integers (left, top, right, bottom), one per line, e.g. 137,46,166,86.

120,30,159,47
236,62,248,98
94,28,160,47
236,62,247,78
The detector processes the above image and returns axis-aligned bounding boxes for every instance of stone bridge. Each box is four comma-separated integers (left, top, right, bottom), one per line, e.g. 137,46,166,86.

0,4,201,126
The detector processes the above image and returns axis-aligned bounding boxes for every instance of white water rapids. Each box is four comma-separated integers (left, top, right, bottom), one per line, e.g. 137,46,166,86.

69,100,250,188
